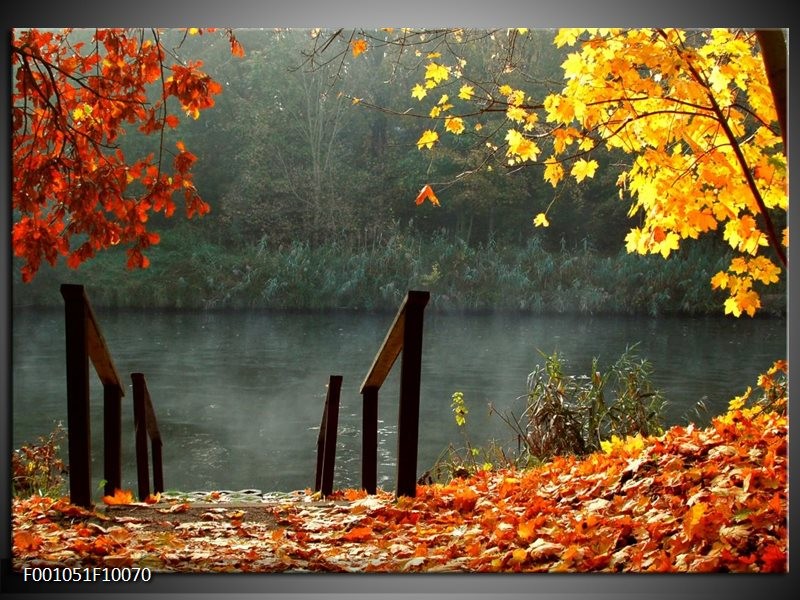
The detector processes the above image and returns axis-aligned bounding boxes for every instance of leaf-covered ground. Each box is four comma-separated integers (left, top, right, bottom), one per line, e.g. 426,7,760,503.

12,408,787,573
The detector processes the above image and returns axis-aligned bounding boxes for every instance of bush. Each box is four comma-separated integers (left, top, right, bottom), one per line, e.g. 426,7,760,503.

12,423,68,498
495,346,666,463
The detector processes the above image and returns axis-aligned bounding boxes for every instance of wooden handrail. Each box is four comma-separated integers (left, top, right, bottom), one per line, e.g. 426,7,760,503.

359,290,429,498
62,284,124,390
360,291,430,392
61,284,125,506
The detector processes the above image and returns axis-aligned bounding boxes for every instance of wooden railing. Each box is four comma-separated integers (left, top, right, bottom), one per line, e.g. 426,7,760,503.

314,375,342,497
61,284,163,506
360,290,430,498
61,284,125,506
131,373,164,501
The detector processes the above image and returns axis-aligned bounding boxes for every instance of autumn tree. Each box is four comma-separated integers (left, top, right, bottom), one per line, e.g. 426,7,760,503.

334,28,787,317
10,28,244,282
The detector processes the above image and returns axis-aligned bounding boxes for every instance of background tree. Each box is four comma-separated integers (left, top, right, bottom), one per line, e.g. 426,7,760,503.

10,27,244,281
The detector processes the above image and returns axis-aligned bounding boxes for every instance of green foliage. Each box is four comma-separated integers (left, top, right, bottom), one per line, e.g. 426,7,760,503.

12,424,67,498
420,391,521,484
15,224,785,317
428,346,669,482
424,345,667,484
451,391,468,427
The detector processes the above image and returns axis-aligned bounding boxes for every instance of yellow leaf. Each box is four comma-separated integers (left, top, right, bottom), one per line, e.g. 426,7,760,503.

543,158,564,187
417,130,439,150
554,28,582,47
657,231,680,258
683,501,707,539
533,213,550,227
425,62,450,84
458,84,475,100
445,116,465,135
437,94,450,105
411,84,427,100
507,106,528,123
710,271,729,290
498,84,513,96
517,520,536,541
570,159,599,182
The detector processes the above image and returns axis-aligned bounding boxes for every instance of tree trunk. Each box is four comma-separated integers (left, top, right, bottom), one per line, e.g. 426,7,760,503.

755,29,788,153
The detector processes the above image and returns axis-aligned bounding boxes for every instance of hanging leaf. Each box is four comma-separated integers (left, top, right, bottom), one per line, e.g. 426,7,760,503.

415,184,440,207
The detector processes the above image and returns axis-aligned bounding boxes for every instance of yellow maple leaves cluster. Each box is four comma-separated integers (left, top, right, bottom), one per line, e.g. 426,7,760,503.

406,28,786,317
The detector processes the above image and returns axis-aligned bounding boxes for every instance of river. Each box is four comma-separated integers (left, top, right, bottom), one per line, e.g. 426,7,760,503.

11,308,786,497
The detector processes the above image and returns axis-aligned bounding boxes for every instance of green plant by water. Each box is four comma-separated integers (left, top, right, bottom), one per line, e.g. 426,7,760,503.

424,346,668,483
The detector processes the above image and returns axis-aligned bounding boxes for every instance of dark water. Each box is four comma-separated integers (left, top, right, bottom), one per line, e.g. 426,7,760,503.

12,308,786,496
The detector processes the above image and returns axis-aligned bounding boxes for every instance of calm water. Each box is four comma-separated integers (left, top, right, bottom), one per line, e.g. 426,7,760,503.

12,308,786,497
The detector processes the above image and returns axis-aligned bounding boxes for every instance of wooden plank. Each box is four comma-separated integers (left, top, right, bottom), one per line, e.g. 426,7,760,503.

86,301,124,392
360,312,404,391
360,291,429,392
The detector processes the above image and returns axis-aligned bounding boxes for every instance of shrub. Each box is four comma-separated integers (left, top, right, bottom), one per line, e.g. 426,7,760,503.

12,423,68,498
496,346,666,462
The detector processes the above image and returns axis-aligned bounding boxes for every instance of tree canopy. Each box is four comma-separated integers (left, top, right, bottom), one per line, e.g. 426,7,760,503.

10,28,243,282
339,28,786,317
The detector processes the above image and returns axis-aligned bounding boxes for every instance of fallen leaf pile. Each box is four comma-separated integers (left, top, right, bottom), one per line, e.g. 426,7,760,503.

12,407,787,573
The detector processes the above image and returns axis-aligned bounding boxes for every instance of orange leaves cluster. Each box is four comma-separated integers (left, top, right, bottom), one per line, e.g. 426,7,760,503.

11,28,240,281
13,402,786,573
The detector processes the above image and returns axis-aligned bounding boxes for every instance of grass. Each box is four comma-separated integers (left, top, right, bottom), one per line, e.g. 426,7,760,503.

13,225,786,317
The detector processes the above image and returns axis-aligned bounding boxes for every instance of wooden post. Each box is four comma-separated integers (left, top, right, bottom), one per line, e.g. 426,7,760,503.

361,387,378,494
103,383,123,496
151,438,164,494
320,375,342,497
131,373,150,501
395,295,426,498
314,402,327,492
61,284,92,508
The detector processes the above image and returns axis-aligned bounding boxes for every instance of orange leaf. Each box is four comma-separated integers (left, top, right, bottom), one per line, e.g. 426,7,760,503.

13,530,43,551
351,39,368,57
102,488,134,505
342,526,373,542
415,184,440,207
452,487,478,512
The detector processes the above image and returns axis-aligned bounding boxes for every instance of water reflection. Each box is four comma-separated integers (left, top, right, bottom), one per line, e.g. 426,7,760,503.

12,308,786,495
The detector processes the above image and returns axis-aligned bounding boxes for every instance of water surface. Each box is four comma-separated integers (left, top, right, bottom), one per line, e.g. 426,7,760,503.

12,308,786,496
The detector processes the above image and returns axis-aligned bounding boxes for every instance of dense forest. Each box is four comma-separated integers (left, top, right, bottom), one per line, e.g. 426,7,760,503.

12,29,786,316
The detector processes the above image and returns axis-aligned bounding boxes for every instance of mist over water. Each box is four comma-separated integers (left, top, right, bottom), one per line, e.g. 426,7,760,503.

12,308,786,496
